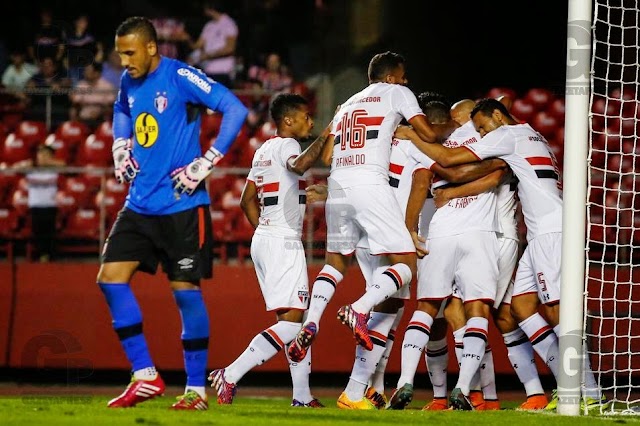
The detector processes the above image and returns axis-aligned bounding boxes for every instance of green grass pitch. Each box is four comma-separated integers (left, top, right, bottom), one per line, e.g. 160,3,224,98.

0,394,636,426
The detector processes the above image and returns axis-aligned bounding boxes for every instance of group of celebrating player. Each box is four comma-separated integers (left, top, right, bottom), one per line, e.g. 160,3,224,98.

97,16,609,412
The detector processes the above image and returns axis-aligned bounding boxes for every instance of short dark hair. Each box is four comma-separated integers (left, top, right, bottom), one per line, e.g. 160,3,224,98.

270,93,308,125
116,16,157,43
422,101,451,125
368,51,405,82
470,98,512,120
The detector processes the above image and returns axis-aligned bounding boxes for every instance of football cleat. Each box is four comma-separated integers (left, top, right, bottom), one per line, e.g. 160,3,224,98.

291,398,325,408
544,389,558,411
582,394,611,412
288,322,318,363
365,387,387,409
517,394,549,411
449,387,474,411
386,383,413,410
337,305,372,350
107,374,166,408
337,392,376,410
170,390,208,410
483,399,500,410
208,369,237,404
422,398,448,411
468,390,485,410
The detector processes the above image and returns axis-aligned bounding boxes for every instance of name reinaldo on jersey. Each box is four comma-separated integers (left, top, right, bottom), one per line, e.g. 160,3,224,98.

177,68,212,94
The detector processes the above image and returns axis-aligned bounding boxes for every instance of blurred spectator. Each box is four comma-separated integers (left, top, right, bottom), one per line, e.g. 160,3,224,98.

25,57,71,124
28,8,65,63
101,48,124,88
12,144,65,262
243,79,270,131
2,50,37,91
247,52,292,92
69,62,116,125
66,14,104,86
187,0,238,87
150,16,190,60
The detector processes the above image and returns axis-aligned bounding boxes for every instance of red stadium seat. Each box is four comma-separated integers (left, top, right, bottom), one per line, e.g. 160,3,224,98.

1,133,32,164
63,175,93,207
524,88,555,111
94,121,113,141
55,189,80,217
0,172,20,207
510,99,536,123
531,111,560,139
547,98,565,121
15,120,47,149
55,120,91,146
486,87,518,101
10,187,29,216
0,207,19,238
77,134,112,166
44,133,73,163
59,208,100,240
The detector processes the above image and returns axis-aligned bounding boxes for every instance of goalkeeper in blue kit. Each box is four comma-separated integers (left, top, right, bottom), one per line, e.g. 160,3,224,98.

98,16,247,410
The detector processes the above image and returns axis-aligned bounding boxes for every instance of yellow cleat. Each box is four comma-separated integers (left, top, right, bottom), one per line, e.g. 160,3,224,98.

337,392,377,410
364,387,387,409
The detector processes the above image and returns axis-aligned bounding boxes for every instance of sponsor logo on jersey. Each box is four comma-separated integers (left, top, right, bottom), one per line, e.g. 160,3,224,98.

177,68,212,93
154,92,168,113
134,113,159,148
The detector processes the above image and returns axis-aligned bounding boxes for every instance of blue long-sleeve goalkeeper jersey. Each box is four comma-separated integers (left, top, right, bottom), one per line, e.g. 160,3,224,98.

113,56,248,215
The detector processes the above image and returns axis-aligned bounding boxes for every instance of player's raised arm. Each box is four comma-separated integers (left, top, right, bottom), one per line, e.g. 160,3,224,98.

240,179,260,228
431,158,508,184
287,123,333,176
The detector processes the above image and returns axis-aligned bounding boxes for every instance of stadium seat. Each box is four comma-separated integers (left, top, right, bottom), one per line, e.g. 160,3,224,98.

547,98,565,121
59,208,100,240
55,189,80,217
15,120,47,149
0,172,20,207
510,99,536,123
44,133,73,163
77,134,112,166
94,121,113,141
1,133,32,164
10,187,29,216
524,88,555,111
63,175,93,207
0,207,19,238
210,209,231,263
531,111,560,139
55,120,91,146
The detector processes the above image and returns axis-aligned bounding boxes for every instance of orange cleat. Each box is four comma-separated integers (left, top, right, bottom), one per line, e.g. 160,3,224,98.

517,394,549,411
422,398,448,411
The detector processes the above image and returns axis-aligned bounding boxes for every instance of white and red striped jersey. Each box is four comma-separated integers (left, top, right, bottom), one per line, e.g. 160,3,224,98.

247,136,306,238
465,123,562,240
329,83,424,189
428,122,499,239
388,138,436,236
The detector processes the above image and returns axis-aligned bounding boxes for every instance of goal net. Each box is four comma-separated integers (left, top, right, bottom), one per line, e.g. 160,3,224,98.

584,0,640,414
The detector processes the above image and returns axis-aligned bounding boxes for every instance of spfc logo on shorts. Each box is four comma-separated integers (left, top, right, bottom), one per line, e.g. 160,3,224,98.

154,92,168,113
298,290,309,304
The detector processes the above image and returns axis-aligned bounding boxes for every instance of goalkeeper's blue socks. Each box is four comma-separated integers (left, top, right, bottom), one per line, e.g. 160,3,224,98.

99,283,154,373
174,289,209,397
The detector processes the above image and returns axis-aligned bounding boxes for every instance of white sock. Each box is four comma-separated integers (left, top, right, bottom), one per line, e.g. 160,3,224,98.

425,338,448,399
397,310,433,387
503,328,544,396
286,342,313,403
351,264,411,314
306,266,343,326
453,326,465,367
371,307,403,394
134,366,158,381
455,317,489,396
347,311,396,400
225,321,300,384
480,346,497,400
185,386,206,399
519,313,559,380
581,342,601,399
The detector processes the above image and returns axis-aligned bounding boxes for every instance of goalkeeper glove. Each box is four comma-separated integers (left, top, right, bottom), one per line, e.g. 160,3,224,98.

171,147,223,195
112,138,139,184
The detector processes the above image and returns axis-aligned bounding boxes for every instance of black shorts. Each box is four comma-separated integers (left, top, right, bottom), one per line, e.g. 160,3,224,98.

102,205,214,282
